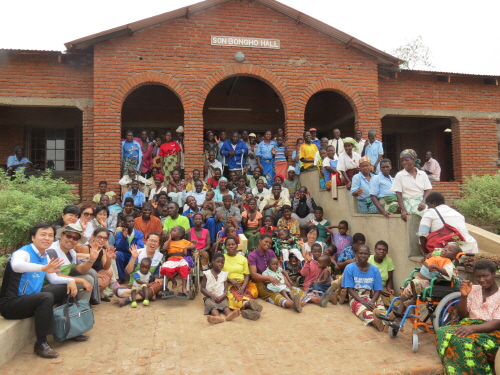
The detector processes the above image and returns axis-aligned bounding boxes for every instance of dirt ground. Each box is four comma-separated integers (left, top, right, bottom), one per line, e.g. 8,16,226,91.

0,293,444,375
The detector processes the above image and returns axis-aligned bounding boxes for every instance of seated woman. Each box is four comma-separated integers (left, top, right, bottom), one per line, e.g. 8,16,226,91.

273,174,290,199
391,149,432,222
418,192,478,256
299,225,325,257
435,259,500,375
337,137,360,189
77,204,96,244
252,178,269,204
114,232,164,306
118,197,141,227
248,234,305,313
92,180,118,207
148,172,168,201
90,205,116,246
151,191,168,218
160,226,196,298
222,236,262,320
53,205,80,232
350,156,378,214
277,205,300,238
369,158,398,217
186,214,211,271
246,166,267,190
79,228,116,302
166,168,185,207
241,198,263,252
283,166,301,197
367,241,396,308
214,177,234,205
342,244,386,331
232,175,252,206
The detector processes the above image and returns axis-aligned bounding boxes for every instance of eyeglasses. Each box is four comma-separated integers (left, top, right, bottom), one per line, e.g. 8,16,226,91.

82,212,94,217
148,239,159,244
96,235,108,241
64,233,81,241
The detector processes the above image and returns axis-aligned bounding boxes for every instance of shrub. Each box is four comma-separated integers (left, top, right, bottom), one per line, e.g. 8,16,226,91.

456,173,500,232
0,169,78,251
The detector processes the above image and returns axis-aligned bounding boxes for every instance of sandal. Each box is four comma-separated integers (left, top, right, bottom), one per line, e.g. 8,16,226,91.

177,292,188,299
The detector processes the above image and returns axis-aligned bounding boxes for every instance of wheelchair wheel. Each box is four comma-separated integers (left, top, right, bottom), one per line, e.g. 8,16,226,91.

296,275,304,288
411,333,419,353
388,325,399,338
433,291,461,331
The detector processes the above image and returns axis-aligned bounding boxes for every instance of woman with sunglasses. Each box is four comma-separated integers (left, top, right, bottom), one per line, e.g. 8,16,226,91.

79,228,116,302
77,204,96,244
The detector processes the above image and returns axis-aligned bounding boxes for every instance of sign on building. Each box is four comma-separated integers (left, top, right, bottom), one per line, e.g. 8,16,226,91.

211,36,280,49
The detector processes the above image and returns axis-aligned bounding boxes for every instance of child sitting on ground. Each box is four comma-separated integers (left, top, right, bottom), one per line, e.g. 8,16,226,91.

300,243,323,292
160,226,197,299
324,244,340,276
326,220,353,258
262,257,295,302
131,258,152,308
273,228,304,263
201,252,240,324
396,243,460,316
259,215,277,235
310,255,333,295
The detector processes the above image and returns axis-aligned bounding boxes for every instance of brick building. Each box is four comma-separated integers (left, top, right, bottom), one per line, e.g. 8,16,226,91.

1,0,499,201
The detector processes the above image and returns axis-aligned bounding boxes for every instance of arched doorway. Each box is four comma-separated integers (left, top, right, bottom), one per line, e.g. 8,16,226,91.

304,91,355,140
203,76,285,136
121,84,184,139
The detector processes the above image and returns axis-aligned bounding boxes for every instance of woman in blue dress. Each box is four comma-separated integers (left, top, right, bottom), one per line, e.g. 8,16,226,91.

256,130,277,183
121,130,142,176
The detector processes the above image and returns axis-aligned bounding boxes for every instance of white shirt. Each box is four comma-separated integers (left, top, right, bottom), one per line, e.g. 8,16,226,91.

203,270,227,296
391,169,432,199
355,139,365,154
328,138,344,155
118,175,152,196
149,186,168,201
337,151,360,172
184,190,207,206
10,244,72,284
422,158,441,181
205,160,222,180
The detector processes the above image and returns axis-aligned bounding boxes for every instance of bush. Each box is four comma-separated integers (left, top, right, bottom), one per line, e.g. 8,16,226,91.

456,173,500,232
0,169,79,251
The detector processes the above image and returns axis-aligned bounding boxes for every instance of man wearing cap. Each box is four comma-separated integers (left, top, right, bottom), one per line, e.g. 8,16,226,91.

175,126,185,179
0,223,84,358
46,224,98,304
309,128,321,148
7,146,32,175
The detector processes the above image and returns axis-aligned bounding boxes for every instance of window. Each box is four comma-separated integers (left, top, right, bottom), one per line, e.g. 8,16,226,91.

30,127,81,170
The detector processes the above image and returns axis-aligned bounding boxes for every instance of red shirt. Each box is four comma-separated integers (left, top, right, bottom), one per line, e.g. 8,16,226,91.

207,177,220,189
259,226,276,235
159,142,181,157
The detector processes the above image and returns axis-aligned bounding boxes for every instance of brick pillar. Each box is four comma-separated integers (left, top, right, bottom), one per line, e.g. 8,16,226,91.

184,110,204,176
81,106,94,202
452,117,497,183
285,112,305,162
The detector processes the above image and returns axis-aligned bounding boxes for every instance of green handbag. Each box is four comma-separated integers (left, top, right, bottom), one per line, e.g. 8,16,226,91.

53,296,94,342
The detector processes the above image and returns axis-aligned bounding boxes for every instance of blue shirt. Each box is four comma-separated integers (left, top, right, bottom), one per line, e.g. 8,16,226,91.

7,155,31,171
350,172,374,200
337,245,355,263
312,139,321,148
322,158,338,183
363,140,384,173
182,208,198,227
256,140,277,160
291,150,301,175
121,140,143,171
369,174,395,198
342,263,383,291
220,140,248,170
122,190,145,207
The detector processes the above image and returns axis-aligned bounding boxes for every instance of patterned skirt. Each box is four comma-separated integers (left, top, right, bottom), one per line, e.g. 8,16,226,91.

357,199,378,214
122,158,139,176
227,281,259,310
162,154,179,183
378,196,399,213
349,288,385,325
435,319,500,375
403,196,426,217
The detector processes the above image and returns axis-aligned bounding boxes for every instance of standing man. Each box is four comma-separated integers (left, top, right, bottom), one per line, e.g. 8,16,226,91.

245,132,259,173
354,130,365,154
362,129,384,174
309,128,321,148
422,151,441,182
328,128,344,156
220,132,248,175
216,131,228,177
175,126,185,179
0,223,89,358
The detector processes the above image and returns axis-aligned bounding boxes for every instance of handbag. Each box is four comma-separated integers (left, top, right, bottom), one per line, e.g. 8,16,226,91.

425,208,465,252
53,295,94,342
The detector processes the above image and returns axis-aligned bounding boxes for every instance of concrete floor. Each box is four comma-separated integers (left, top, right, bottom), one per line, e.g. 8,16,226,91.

0,294,443,375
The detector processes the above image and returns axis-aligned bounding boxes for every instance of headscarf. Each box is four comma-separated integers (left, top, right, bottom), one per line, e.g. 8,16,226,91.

274,174,285,182
343,137,358,153
359,156,371,165
155,174,164,183
400,149,417,160
193,213,203,220
219,177,228,182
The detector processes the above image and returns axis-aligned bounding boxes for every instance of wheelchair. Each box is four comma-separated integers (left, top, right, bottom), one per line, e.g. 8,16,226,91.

160,249,201,300
379,252,472,353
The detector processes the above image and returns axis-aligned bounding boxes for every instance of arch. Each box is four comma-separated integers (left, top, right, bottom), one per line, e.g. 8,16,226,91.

197,64,292,118
299,79,367,124
109,71,189,111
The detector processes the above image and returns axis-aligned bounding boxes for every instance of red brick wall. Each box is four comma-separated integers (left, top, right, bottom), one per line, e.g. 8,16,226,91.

0,127,24,166
0,53,93,98
92,0,382,196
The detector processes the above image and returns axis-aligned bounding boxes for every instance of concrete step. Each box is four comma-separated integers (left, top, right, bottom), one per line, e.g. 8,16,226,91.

0,317,34,366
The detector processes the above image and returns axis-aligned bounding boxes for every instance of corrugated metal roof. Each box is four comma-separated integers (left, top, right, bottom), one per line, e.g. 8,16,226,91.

402,68,500,78
0,48,62,54
64,0,401,66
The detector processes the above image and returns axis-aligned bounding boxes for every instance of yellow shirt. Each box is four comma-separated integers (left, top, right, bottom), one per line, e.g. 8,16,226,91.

185,180,209,192
259,194,291,213
300,143,318,169
222,254,249,282
92,191,117,204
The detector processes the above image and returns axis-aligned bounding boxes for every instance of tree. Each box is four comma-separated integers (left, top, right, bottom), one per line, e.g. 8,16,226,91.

392,35,434,70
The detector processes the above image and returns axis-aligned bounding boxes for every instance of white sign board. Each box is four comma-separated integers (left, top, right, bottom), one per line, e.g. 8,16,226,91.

211,35,280,49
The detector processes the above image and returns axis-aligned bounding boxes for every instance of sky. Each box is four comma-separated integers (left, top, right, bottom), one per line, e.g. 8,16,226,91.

1,0,499,75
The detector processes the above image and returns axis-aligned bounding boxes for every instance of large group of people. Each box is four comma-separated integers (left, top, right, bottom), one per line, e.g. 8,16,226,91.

2,127,494,374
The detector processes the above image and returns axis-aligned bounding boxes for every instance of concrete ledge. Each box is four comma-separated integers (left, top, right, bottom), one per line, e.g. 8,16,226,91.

0,317,35,366
466,223,500,255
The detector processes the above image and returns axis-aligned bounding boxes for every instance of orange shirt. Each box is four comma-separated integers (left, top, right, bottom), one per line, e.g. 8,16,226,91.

168,239,193,260
134,215,163,239
427,256,452,268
